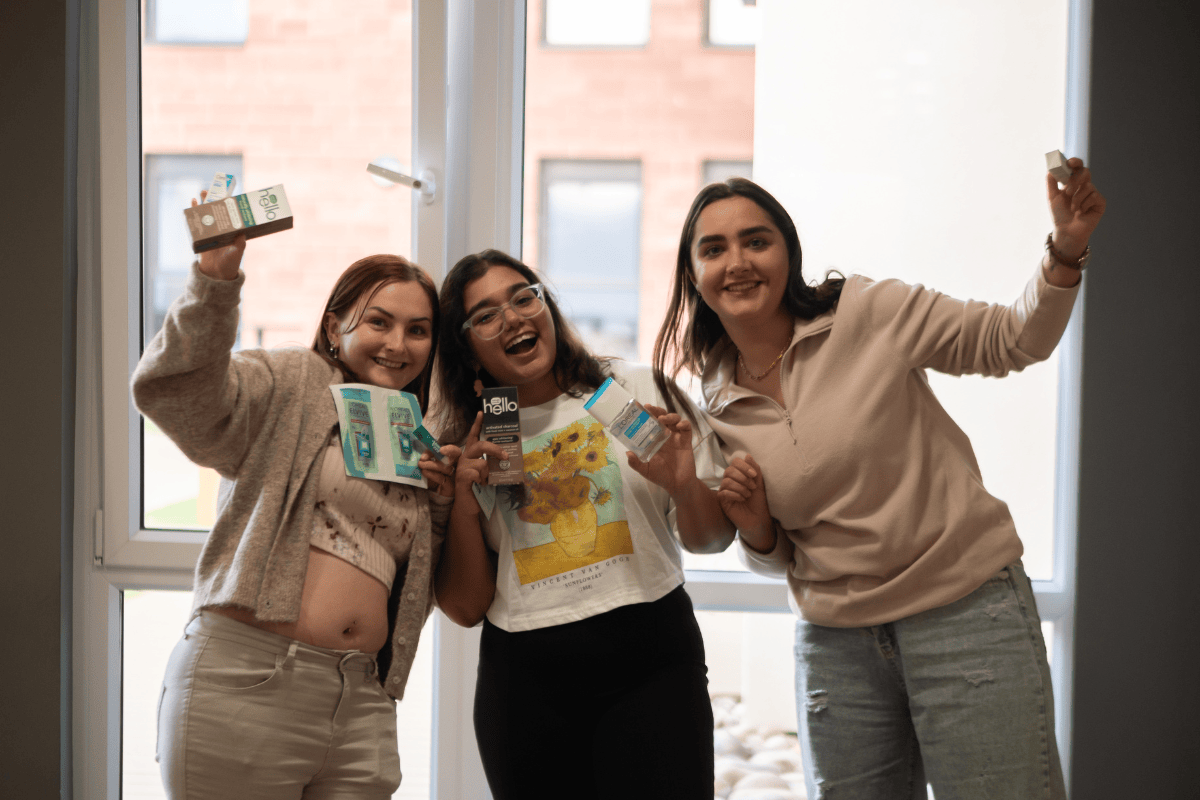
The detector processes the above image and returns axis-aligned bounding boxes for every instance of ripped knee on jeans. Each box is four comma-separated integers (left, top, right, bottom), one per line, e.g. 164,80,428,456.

806,689,829,713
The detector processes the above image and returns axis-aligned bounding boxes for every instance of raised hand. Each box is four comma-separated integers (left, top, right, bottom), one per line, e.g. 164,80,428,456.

193,191,246,281
717,455,776,553
1047,158,1106,259
452,412,509,515
623,404,698,496
419,445,460,498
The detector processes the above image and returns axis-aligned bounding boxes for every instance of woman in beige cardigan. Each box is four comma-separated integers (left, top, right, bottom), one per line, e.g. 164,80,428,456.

133,210,458,799
653,161,1104,800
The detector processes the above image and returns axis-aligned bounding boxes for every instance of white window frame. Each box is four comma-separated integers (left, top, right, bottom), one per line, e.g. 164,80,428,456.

74,0,1091,796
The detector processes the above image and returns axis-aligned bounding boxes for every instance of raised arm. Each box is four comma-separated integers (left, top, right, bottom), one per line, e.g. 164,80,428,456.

433,412,508,627
129,218,284,477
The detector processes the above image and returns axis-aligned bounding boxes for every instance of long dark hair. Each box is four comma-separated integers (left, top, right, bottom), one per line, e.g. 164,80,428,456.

311,254,441,413
432,249,609,443
652,177,843,414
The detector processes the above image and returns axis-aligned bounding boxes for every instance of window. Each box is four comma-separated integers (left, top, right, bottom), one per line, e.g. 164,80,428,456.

542,0,651,47
145,0,249,45
706,0,760,47
86,1,1085,796
539,160,642,361
703,158,754,186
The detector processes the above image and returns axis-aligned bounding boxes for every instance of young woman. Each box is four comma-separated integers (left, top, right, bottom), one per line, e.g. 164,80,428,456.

652,162,1105,800
132,212,457,799
428,249,733,800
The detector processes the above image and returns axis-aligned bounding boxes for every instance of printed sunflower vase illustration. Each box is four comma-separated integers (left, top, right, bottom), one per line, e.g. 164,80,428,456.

518,420,615,558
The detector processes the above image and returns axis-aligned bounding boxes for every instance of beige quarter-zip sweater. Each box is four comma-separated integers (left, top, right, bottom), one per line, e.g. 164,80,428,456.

701,264,1080,627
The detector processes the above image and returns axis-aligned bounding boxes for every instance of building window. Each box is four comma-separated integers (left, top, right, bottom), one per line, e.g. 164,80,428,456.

143,154,244,346
703,159,754,186
145,0,250,46
543,0,651,47
539,160,642,361
706,0,760,47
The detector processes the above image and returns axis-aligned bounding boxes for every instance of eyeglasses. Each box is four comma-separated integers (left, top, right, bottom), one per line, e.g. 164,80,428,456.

461,283,547,341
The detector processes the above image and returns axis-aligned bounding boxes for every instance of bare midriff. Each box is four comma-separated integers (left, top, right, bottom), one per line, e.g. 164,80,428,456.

208,547,391,654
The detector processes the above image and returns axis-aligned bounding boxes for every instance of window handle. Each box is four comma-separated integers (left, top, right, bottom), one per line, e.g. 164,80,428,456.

366,162,437,205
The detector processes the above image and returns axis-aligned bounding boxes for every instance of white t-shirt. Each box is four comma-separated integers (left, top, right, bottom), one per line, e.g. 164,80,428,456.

474,361,722,632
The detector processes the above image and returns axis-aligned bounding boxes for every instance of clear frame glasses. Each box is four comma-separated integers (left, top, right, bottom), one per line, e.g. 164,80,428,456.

462,283,548,340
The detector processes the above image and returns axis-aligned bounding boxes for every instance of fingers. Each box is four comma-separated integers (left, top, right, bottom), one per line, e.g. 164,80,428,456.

418,456,455,495
738,454,761,479
720,469,755,501
455,455,491,490
717,487,751,506
437,444,463,464
465,439,508,462
643,403,685,431
467,411,484,444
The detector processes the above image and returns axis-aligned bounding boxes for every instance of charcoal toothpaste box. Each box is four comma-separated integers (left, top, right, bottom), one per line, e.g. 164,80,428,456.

183,184,293,253
481,386,525,485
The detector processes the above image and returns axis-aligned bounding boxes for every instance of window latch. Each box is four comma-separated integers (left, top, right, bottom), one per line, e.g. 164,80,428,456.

366,163,437,205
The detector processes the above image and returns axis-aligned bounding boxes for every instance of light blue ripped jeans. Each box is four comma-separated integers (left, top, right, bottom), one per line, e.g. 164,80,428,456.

794,562,1065,800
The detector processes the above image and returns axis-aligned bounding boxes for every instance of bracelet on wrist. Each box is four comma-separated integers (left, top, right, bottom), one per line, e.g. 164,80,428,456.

1045,232,1091,271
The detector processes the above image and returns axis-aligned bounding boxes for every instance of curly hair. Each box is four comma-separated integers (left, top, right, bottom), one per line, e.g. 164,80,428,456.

652,177,843,415
431,249,610,443
311,254,440,413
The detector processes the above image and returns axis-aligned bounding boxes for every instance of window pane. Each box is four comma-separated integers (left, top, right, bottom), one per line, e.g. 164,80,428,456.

122,591,434,799
121,590,194,800
703,158,753,186
754,1,1069,580
707,0,760,47
140,0,414,531
544,0,651,46
147,0,249,45
541,160,642,361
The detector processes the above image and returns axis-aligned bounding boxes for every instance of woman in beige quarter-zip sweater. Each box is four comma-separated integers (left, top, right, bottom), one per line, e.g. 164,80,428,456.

653,161,1104,800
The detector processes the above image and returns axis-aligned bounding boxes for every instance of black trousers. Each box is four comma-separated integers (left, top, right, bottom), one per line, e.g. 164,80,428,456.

473,585,714,800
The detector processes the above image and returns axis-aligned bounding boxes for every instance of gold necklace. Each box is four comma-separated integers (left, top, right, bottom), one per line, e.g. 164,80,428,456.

737,342,789,381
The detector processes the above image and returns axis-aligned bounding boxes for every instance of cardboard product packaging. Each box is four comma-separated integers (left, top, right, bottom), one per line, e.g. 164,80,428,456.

184,184,293,253
481,386,525,485
1045,150,1073,185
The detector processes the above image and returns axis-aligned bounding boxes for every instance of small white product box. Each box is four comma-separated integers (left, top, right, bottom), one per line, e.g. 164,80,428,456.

584,377,669,461
1045,150,1074,185
206,172,236,202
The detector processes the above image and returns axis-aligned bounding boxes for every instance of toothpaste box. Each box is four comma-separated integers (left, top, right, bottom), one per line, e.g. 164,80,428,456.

183,184,293,253
206,172,236,202
481,386,525,485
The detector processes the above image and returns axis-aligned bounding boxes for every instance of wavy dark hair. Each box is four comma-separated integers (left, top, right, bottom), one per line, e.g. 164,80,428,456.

311,254,441,413
652,177,844,414
432,249,609,443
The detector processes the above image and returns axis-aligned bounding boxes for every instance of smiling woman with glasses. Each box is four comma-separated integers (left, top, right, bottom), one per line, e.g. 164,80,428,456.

425,248,737,799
